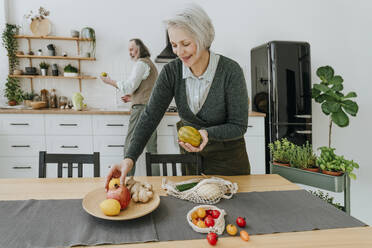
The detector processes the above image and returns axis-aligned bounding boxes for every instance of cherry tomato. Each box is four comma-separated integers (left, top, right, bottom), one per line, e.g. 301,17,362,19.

211,210,220,219
236,216,246,227
206,209,213,216
207,232,218,246
226,224,238,236
191,211,198,220
240,230,250,241
197,220,207,228
197,208,206,218
204,215,215,227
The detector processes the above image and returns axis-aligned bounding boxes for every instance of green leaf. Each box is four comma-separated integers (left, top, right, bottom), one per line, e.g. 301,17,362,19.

314,83,330,93
331,83,343,92
344,92,357,98
317,66,334,82
315,94,327,103
329,75,343,85
331,109,349,127
312,88,321,99
342,100,359,116
349,173,356,180
328,102,341,112
321,102,331,115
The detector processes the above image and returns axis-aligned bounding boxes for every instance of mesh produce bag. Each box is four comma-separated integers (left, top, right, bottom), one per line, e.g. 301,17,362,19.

186,205,226,235
161,177,238,204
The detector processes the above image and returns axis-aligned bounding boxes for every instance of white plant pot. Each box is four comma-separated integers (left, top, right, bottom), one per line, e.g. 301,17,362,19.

64,72,79,77
41,69,48,76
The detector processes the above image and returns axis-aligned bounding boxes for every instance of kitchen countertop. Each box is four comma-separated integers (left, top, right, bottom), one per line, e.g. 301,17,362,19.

0,107,266,117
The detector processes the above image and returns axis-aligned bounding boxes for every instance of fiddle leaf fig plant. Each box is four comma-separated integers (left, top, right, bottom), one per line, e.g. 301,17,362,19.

312,66,358,147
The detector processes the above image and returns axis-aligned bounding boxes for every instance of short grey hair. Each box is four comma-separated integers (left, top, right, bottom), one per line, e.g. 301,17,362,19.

164,4,215,52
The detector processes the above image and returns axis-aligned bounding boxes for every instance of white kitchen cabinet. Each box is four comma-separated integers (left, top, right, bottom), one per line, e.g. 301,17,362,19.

45,115,92,135
245,116,266,174
0,157,38,178
92,115,129,135
46,136,93,154
0,114,44,135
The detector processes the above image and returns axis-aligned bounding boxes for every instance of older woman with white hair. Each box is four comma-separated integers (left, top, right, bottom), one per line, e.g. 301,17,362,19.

105,4,250,187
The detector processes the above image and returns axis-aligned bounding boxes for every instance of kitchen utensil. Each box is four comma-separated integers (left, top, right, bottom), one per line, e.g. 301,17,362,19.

82,187,160,220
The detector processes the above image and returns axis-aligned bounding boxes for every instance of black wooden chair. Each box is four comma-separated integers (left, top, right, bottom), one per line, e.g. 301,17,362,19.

39,151,100,178
145,152,202,176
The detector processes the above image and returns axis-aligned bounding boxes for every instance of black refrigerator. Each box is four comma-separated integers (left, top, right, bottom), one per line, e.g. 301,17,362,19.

251,41,312,173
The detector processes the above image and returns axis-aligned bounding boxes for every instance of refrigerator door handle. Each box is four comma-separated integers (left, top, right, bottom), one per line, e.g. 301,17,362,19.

295,130,312,134
294,115,312,119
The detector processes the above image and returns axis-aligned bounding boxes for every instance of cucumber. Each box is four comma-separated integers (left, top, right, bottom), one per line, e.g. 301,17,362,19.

176,182,198,192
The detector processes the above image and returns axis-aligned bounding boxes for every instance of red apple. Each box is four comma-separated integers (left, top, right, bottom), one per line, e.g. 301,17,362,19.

107,185,131,210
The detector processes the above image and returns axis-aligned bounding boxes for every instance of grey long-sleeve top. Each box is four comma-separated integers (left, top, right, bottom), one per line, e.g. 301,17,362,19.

125,55,249,162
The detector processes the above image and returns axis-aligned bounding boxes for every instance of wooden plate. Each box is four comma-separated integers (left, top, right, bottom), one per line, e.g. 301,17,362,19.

82,187,160,220
30,18,52,36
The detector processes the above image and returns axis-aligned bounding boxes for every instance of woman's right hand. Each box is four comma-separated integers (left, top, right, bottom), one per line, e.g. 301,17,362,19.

100,76,117,88
104,158,134,191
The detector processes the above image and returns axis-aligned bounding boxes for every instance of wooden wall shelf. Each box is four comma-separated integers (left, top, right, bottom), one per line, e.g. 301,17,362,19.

9,75,97,80
14,35,93,41
13,35,96,91
16,55,96,61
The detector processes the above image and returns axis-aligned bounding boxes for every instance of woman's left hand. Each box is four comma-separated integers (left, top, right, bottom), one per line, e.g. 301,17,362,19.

179,129,208,152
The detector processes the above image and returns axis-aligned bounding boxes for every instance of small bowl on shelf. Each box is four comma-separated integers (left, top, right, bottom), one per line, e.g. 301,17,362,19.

31,101,47,109
64,72,79,77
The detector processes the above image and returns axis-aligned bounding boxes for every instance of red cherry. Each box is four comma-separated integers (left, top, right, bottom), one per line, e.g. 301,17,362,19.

211,210,220,219
236,216,246,227
207,232,218,246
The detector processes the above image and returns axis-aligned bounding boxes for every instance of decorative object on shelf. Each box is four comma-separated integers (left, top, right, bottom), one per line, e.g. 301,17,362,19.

16,51,24,55
27,7,52,36
84,52,91,58
37,49,42,56
62,51,67,57
49,89,57,108
30,101,47,109
47,43,55,56
72,92,84,111
80,27,96,57
51,64,58,76
4,77,24,105
64,64,79,77
312,65,359,179
70,30,79,38
27,50,34,55
24,66,38,75
2,23,20,74
39,61,49,76
13,69,23,75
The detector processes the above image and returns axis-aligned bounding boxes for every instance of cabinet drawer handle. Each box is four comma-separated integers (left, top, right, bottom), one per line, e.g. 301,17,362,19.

295,115,312,119
295,130,312,134
106,124,125,127
63,165,78,169
11,145,31,148
60,145,79,148
107,145,125,148
10,123,29,126
247,125,254,128
59,123,78,126
12,166,32,169
167,124,175,127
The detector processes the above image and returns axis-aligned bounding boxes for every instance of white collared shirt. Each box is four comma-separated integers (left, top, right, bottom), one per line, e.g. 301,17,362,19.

183,51,220,114
116,60,150,94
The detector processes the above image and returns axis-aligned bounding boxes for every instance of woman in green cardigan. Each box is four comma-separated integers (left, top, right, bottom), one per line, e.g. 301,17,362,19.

105,4,250,188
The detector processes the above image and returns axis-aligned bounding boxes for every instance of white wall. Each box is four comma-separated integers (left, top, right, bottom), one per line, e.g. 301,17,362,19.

2,0,372,224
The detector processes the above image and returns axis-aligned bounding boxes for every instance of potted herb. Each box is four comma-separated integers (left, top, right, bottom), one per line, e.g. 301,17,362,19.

80,27,96,57
1,23,20,74
23,91,37,107
317,147,359,179
4,77,23,105
63,64,79,77
268,138,294,166
39,61,49,76
300,142,318,172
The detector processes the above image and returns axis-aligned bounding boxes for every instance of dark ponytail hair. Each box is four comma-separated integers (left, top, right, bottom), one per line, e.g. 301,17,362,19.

130,38,151,58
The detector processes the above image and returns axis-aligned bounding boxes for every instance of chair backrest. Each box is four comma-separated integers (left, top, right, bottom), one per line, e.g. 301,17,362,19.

39,151,100,178
145,152,202,176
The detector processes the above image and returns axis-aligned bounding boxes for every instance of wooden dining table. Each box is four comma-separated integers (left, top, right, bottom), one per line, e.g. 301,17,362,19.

1,174,371,248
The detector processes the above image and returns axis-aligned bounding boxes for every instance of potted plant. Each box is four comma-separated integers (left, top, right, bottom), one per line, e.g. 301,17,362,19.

317,146,359,179
268,138,294,166
80,27,96,57
23,91,37,107
63,64,79,77
301,142,318,172
39,61,49,76
4,77,23,105
1,23,20,74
